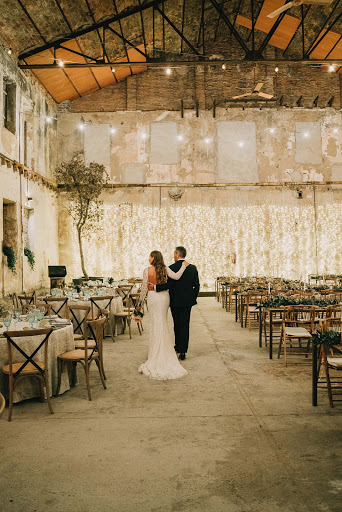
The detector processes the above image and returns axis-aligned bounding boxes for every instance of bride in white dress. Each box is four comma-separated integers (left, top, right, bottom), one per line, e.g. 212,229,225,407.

137,250,189,380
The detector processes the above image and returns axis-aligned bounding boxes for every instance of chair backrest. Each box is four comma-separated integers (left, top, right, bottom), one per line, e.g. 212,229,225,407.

323,317,342,333
36,301,52,316
18,291,37,309
90,296,113,319
84,316,106,360
283,305,316,330
4,328,53,378
326,305,342,318
117,285,133,302
11,293,19,309
44,297,68,318
66,304,90,336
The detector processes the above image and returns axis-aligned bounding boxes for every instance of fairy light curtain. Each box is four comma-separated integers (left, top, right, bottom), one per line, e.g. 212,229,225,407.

69,200,342,288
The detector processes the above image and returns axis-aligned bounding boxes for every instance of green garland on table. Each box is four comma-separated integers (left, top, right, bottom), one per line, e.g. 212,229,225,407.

2,245,16,274
24,248,35,270
312,330,342,347
108,277,114,285
258,296,339,309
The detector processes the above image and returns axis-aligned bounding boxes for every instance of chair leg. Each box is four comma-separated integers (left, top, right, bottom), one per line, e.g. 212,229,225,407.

55,359,62,397
43,373,54,415
96,359,107,389
8,375,13,422
284,336,287,367
84,361,92,401
137,322,142,335
322,348,334,408
278,331,283,359
38,377,45,402
128,318,132,339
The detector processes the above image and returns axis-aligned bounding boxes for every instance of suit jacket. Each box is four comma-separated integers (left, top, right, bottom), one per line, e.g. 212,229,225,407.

156,260,200,308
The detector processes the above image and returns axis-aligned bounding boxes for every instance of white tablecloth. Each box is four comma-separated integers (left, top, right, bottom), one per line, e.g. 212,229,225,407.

0,322,74,403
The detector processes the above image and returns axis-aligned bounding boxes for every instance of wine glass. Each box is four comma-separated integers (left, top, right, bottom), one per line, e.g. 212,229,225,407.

14,309,22,324
28,312,35,329
3,315,12,331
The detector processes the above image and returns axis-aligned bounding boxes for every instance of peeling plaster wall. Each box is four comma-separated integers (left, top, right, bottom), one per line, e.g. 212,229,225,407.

0,48,59,297
57,104,342,285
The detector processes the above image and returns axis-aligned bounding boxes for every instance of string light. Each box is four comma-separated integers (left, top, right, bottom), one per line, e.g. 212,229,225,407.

78,122,85,131
7,48,12,55
222,63,226,70
58,60,64,67
333,128,338,134
46,116,52,123
238,141,244,148
111,67,115,73
204,137,211,144
110,127,117,135
177,134,184,141
269,128,275,134
303,132,309,138
141,132,148,139
275,66,279,73
329,64,334,72
166,67,172,75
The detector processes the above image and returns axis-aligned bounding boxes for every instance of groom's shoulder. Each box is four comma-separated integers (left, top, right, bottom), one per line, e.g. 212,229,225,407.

169,262,179,270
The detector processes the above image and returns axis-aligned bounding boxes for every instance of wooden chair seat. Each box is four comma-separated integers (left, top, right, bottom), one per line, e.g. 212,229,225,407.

3,361,45,375
74,339,96,349
58,349,99,361
73,333,84,340
0,393,5,417
285,327,312,338
327,357,342,369
115,311,130,317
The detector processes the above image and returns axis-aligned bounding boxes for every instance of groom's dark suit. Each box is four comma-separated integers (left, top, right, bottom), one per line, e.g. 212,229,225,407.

156,260,200,354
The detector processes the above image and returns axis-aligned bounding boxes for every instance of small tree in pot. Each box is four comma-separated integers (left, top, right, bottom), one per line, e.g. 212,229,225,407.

56,156,109,279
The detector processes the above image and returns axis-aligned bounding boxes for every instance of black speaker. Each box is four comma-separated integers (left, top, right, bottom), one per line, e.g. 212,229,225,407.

48,265,67,278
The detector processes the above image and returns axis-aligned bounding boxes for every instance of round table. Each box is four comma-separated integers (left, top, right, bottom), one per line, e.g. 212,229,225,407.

0,321,74,403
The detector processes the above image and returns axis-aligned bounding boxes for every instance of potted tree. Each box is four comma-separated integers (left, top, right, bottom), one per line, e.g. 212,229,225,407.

56,156,109,280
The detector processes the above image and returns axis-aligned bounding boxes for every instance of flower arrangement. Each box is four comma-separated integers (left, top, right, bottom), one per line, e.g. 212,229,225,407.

312,330,341,347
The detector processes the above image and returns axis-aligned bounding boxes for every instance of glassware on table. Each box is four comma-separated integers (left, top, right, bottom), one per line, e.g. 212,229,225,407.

37,310,45,323
14,309,22,323
28,312,35,329
3,315,12,330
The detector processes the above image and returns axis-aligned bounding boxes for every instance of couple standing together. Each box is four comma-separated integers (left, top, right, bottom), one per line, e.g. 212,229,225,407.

137,246,200,380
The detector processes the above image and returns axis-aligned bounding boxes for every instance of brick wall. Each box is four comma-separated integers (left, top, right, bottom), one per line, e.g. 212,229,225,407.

70,63,342,113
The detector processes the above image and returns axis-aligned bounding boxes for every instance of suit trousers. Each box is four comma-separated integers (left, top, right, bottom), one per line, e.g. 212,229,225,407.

171,306,192,353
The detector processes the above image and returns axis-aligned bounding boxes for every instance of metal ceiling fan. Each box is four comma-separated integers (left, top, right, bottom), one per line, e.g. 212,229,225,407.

232,83,274,100
267,0,333,19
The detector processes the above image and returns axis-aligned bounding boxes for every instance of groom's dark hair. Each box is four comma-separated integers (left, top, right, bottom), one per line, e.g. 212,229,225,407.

176,246,186,258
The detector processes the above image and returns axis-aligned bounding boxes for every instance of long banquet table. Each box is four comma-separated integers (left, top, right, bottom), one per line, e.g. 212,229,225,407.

0,321,74,403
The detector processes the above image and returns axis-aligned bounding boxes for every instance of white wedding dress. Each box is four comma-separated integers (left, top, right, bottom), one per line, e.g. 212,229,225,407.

138,265,188,380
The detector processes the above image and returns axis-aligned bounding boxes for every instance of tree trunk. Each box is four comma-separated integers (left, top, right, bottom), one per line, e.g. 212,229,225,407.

77,228,88,279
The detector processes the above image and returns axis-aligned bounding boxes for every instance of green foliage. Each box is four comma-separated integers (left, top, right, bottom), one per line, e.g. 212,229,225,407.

24,247,35,270
108,277,114,285
258,296,339,309
0,304,3,317
2,245,16,274
312,330,341,347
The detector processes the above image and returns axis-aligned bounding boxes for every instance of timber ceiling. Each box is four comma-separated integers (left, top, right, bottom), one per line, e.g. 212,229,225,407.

1,0,342,103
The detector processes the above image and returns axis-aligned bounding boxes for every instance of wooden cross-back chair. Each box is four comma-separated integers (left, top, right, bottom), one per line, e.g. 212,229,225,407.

44,297,68,318
89,296,114,340
66,304,90,341
10,293,19,309
117,285,133,305
316,318,342,407
245,291,267,330
278,305,316,366
2,328,54,421
56,316,106,401
35,301,52,316
18,291,37,312
113,296,134,339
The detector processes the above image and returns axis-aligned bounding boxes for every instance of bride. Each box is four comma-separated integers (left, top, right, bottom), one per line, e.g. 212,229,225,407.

137,250,189,380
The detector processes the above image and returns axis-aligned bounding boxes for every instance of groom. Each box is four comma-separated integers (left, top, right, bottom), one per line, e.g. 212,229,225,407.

148,246,200,360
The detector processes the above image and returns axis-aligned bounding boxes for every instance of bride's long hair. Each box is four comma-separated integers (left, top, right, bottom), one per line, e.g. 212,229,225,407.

150,250,168,284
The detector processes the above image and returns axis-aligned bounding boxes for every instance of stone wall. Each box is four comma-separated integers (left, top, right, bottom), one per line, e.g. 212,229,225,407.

0,46,59,297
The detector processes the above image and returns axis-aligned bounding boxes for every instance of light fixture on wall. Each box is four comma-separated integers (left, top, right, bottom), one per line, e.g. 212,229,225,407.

222,63,226,70
329,64,334,72
168,186,184,201
275,66,279,73
78,122,85,131
166,67,172,75
58,60,64,67
111,67,115,73
303,132,309,138
238,141,244,148
7,48,12,55
177,134,184,141
333,128,338,133
141,132,148,139
269,127,275,134
204,137,212,144
110,127,117,135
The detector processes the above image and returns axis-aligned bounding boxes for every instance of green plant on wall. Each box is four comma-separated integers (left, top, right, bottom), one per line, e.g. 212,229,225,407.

24,248,35,270
2,245,17,274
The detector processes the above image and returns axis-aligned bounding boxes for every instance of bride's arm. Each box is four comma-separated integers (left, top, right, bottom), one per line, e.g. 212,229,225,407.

138,268,148,305
167,262,189,281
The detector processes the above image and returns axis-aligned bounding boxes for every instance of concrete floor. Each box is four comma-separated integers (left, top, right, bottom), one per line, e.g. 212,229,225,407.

1,297,342,512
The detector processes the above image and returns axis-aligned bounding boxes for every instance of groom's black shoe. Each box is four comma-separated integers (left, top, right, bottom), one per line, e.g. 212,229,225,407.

180,353,186,360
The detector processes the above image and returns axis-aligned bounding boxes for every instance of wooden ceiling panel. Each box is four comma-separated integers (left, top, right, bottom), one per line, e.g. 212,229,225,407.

310,30,342,59
268,15,301,49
